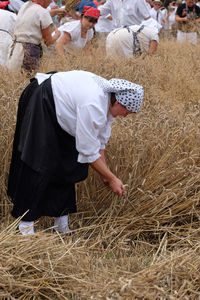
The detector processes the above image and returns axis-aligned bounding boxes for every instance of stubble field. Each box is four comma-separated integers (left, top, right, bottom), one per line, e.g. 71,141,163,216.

0,39,200,299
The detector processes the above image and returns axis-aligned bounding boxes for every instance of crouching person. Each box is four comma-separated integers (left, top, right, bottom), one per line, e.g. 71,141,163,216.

106,21,159,58
7,70,143,235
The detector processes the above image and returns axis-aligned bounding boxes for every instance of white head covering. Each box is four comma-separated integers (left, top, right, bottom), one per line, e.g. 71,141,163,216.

93,75,144,113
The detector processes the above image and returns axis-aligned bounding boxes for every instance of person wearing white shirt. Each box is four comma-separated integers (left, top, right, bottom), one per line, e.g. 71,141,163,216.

99,0,151,29
164,3,177,30
95,0,114,33
94,0,114,47
0,9,16,66
8,0,24,13
163,3,177,39
150,0,166,26
106,24,159,58
7,70,144,236
47,0,67,27
6,0,60,72
55,6,100,57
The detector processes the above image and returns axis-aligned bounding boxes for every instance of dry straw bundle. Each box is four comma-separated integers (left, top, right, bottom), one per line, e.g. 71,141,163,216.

57,0,80,21
64,0,80,12
1,40,200,298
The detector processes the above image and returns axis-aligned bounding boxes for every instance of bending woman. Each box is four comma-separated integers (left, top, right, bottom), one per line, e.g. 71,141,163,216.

7,70,143,235
106,22,159,58
55,6,100,57
7,0,60,73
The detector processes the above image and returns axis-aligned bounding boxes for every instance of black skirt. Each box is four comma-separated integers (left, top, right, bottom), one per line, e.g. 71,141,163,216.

7,75,89,221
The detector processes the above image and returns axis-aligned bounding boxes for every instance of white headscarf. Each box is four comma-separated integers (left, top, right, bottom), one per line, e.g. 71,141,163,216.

93,75,144,113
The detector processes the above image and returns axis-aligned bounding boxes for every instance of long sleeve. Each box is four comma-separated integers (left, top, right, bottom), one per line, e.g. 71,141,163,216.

99,0,112,16
76,104,112,163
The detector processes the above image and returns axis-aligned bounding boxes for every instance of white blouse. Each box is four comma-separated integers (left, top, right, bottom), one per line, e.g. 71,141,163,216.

0,9,16,66
57,20,94,52
35,71,114,164
95,14,114,33
99,0,150,28
150,8,166,27
13,1,52,44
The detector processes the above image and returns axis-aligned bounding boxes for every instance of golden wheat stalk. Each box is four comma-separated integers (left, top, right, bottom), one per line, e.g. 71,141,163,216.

57,0,80,21
64,0,80,12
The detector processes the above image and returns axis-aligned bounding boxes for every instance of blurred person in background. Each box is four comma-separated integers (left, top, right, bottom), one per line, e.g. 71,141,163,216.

55,6,100,58
146,0,153,9
98,0,151,29
196,0,200,8
7,70,143,235
106,21,159,58
175,0,200,44
7,0,24,13
163,1,177,39
150,0,167,27
94,0,114,46
6,0,60,73
8,0,28,13
47,0,67,27
0,8,16,66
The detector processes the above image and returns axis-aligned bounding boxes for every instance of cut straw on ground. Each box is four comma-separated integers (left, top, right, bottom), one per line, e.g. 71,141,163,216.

1,39,200,299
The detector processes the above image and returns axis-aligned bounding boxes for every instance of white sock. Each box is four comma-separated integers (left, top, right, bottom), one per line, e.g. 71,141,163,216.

54,215,71,233
18,221,35,235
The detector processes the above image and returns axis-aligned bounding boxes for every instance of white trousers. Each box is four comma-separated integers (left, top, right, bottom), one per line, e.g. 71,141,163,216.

177,30,197,45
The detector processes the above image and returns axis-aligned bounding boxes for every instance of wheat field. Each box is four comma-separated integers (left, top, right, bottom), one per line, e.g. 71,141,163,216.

0,39,200,299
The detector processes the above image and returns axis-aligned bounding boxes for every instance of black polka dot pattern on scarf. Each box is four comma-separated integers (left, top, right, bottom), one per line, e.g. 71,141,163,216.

93,75,143,113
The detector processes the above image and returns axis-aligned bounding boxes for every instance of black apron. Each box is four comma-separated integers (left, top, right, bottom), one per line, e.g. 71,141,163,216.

7,74,89,221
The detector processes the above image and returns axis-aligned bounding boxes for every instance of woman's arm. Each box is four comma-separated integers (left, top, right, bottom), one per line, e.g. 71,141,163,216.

42,26,60,46
90,156,126,197
148,40,158,56
55,31,71,57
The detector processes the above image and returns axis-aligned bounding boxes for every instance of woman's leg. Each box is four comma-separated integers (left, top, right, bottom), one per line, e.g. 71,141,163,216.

18,221,35,235
54,215,71,233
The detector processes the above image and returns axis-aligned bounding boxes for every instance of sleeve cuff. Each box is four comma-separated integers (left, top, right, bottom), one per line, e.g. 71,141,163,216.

78,152,101,163
100,144,106,150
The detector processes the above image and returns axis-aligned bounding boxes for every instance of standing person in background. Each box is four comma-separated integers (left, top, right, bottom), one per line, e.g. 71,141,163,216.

7,70,144,235
175,0,200,44
47,0,67,27
150,0,166,27
99,0,151,29
6,0,60,73
55,6,100,58
8,0,26,13
163,1,177,39
95,0,114,46
146,0,153,10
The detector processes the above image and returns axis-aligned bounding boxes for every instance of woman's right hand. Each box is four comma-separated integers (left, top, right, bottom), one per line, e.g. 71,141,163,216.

108,176,126,197
89,157,127,197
